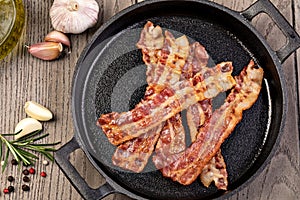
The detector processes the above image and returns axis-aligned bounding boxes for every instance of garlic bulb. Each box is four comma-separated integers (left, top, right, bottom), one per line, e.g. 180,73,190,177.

50,0,99,34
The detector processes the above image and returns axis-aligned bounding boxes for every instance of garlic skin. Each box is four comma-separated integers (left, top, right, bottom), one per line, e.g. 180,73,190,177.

50,0,99,34
45,30,71,48
14,118,43,140
24,101,53,121
27,42,63,61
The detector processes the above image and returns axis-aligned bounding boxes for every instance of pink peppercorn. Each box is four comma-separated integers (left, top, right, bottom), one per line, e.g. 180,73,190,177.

40,171,47,177
3,188,9,194
29,167,35,174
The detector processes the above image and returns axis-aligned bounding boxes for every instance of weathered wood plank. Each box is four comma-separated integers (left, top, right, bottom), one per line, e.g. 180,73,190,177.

0,0,298,200
0,0,103,199
296,0,300,110
211,0,254,11
102,0,136,22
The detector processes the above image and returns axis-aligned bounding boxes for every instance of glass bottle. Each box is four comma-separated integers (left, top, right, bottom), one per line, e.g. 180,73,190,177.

0,0,25,60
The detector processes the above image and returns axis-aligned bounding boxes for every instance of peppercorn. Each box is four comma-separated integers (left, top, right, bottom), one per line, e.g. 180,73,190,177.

8,186,14,193
40,171,47,177
11,159,18,165
23,176,30,182
42,160,49,165
7,175,14,182
28,167,35,174
22,184,30,191
3,188,9,194
23,169,29,175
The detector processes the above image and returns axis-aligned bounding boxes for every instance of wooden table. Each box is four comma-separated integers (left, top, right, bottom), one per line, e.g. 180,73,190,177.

0,0,299,199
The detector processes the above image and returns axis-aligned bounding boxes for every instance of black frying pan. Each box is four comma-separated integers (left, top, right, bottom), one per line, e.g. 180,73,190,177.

55,0,300,199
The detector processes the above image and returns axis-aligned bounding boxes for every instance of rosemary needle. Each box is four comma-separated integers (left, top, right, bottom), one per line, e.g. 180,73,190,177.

0,130,60,172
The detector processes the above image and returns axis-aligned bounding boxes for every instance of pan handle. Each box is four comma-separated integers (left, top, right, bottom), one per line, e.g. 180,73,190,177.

55,137,116,200
241,0,300,62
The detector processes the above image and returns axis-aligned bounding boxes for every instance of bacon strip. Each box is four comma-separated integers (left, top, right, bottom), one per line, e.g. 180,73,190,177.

153,42,210,169
111,85,167,172
112,124,163,172
187,99,212,141
184,42,211,141
111,24,190,172
196,99,228,190
152,114,186,169
181,42,228,190
156,32,189,85
200,150,228,190
137,21,190,86
181,42,209,80
136,21,164,55
160,60,263,185
98,62,236,145
192,99,228,190
179,42,228,189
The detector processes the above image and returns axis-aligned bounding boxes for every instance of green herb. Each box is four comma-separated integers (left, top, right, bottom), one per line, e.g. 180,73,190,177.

0,130,60,172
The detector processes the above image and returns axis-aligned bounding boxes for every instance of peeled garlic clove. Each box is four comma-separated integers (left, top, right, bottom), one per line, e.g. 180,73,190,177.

50,0,99,34
45,30,71,48
24,101,53,121
14,118,43,140
27,42,63,61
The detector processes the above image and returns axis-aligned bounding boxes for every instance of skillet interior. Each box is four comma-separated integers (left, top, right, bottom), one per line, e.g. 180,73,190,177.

73,1,284,199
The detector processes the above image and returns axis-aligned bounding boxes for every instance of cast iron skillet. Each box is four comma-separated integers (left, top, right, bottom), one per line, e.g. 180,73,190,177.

55,0,300,199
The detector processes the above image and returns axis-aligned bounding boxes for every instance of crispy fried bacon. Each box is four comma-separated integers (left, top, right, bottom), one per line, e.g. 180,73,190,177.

160,60,264,185
182,42,228,190
111,25,189,172
137,21,190,86
187,99,212,142
195,104,229,190
200,150,228,190
153,42,211,170
195,99,228,190
112,124,163,172
98,62,236,145
152,114,186,169
156,32,189,85
184,42,212,141
97,22,263,189
181,42,209,80
136,21,164,54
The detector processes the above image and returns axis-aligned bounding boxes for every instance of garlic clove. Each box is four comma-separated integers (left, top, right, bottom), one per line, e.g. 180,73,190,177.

45,30,71,48
27,42,63,61
50,0,99,34
14,118,43,140
24,101,53,121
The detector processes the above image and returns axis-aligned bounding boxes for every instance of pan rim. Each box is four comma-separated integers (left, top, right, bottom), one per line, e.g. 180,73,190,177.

71,0,287,199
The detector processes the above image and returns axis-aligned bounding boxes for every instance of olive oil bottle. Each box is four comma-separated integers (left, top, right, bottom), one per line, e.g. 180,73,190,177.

0,0,25,60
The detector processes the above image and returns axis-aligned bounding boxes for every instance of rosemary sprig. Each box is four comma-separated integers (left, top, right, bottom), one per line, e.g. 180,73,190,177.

0,130,60,172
